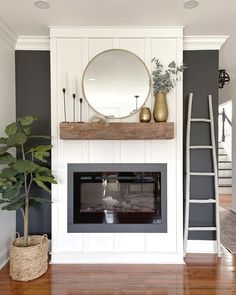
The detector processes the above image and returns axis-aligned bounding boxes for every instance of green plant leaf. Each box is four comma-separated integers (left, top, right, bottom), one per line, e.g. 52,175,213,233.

34,179,51,193
19,115,37,126
29,197,52,203
2,185,21,200
0,199,8,204
0,167,18,178
0,137,8,145
5,122,17,136
0,153,16,165
0,146,9,155
1,200,24,211
13,160,38,173
28,135,51,139
7,132,27,146
34,175,57,184
35,166,52,176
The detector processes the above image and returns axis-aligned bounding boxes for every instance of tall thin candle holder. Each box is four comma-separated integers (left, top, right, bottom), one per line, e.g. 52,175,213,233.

62,88,67,122
73,93,76,122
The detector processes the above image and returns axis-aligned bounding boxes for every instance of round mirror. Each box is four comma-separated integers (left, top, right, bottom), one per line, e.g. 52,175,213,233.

82,49,151,118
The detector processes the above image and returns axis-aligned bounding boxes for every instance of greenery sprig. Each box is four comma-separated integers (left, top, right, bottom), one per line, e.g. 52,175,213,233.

0,115,56,246
152,58,185,95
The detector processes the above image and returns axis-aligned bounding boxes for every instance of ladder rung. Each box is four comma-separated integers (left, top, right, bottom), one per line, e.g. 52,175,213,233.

190,199,216,204
190,145,213,149
190,172,215,176
191,118,211,123
188,227,217,231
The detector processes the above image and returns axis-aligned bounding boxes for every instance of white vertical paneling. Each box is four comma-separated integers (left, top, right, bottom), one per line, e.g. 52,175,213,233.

120,140,145,163
151,39,177,122
89,141,115,163
114,233,146,253
175,37,184,254
50,27,184,263
84,233,114,252
119,38,147,123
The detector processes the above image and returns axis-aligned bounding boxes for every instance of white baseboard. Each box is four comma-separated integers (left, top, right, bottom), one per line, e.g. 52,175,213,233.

0,247,9,269
186,240,218,253
51,252,185,264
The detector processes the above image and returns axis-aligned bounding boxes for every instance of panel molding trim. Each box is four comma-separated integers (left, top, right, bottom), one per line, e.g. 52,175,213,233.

15,34,228,51
15,36,50,50
184,36,229,50
0,18,17,48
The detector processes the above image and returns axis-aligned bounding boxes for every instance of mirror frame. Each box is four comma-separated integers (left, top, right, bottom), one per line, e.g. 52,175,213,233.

82,49,151,119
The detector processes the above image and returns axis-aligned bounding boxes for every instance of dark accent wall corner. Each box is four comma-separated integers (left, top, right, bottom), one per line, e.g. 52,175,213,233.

183,50,219,240
15,51,51,237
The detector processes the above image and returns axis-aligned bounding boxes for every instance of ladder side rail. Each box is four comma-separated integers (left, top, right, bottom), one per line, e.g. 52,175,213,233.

209,94,221,257
183,93,193,257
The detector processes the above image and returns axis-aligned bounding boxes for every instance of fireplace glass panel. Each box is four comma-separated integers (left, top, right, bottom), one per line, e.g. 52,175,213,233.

73,171,161,224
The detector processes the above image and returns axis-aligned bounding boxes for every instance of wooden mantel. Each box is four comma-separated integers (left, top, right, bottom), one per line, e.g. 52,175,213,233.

60,122,174,140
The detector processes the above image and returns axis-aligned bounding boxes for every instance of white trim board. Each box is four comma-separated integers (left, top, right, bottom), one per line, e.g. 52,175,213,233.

0,18,17,48
15,36,50,51
0,247,9,270
184,36,229,51
15,34,228,51
51,252,185,264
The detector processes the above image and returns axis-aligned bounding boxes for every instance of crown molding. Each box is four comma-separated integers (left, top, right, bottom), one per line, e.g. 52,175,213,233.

15,36,50,50
184,36,229,50
0,18,17,48
14,34,229,51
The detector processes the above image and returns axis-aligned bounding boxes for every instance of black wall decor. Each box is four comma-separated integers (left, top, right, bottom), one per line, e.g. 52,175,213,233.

183,50,219,240
15,50,219,241
15,51,51,237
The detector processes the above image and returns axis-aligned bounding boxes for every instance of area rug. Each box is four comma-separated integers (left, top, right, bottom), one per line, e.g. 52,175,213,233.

220,207,236,253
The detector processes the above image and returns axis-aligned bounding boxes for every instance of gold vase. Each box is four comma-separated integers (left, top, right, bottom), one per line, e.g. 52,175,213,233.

153,92,168,122
139,107,151,122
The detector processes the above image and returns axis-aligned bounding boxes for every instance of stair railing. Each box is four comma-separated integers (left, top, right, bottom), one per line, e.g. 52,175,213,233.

219,108,232,142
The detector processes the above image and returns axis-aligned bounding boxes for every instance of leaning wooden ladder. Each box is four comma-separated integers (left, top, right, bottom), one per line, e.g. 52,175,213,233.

183,93,221,257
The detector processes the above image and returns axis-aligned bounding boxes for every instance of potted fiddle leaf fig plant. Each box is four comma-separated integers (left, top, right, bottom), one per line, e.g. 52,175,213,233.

0,115,56,282
152,58,184,122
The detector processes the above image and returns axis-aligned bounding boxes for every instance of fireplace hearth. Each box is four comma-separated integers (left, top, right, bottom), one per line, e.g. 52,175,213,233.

68,164,167,233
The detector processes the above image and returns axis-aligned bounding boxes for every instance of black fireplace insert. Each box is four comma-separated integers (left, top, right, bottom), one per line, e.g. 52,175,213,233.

68,164,167,233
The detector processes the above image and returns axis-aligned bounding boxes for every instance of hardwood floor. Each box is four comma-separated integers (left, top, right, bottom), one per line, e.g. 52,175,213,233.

219,194,232,210
0,248,236,295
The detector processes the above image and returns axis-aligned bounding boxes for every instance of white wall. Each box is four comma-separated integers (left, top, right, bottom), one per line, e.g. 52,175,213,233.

0,36,16,269
50,27,184,264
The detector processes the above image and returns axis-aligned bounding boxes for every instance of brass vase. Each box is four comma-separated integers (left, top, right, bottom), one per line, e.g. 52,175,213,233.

139,107,151,122
153,92,168,122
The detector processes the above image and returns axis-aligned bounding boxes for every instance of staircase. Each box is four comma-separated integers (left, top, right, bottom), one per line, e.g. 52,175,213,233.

218,142,232,194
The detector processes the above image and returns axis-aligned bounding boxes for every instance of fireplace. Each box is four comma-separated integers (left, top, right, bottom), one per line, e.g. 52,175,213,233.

68,164,167,233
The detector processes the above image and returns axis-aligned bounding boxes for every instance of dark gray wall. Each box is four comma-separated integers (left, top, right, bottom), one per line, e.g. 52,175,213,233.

15,50,219,240
183,50,219,240
15,51,51,238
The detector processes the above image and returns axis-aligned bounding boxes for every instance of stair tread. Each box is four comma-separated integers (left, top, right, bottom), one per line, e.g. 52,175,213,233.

219,184,232,187
219,176,232,179
219,161,231,163
218,168,232,170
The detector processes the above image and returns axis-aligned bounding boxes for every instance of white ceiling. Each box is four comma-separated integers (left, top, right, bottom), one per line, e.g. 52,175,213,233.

0,0,235,36
0,0,235,102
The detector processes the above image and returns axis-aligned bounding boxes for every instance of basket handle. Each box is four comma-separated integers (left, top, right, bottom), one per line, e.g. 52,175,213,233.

12,232,20,243
41,234,48,245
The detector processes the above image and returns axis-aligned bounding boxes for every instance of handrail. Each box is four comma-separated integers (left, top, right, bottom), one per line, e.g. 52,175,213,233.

219,108,232,142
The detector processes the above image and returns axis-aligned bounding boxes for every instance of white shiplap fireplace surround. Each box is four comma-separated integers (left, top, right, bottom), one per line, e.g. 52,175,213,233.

49,27,226,264
50,26,183,264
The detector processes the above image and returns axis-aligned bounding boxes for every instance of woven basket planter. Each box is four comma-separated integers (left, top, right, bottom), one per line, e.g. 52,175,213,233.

10,234,49,282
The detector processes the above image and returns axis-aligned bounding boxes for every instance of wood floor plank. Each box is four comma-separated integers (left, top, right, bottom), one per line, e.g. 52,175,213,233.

1,249,236,295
